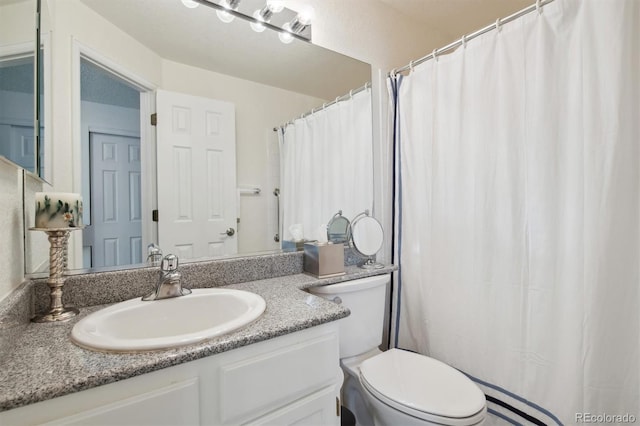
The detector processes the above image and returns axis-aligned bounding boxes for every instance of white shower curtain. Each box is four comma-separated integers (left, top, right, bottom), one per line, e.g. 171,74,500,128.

394,0,639,424
279,89,373,242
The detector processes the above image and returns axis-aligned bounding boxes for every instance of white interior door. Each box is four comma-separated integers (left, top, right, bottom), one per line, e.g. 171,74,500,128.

85,132,142,267
156,89,237,260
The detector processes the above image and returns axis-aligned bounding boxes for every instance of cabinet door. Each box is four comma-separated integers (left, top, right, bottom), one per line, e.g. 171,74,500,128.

249,385,339,426
217,333,339,424
42,379,200,426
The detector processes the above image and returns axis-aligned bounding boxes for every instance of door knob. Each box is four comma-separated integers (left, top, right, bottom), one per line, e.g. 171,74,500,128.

221,228,235,237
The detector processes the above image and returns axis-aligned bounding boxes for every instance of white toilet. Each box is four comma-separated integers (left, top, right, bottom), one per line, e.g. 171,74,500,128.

309,275,487,426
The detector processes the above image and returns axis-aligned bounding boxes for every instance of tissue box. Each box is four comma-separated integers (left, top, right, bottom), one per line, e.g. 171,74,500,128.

282,240,307,252
303,242,345,278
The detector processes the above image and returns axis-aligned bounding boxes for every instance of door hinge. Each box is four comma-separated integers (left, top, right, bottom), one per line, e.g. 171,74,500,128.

152,210,159,222
150,113,157,126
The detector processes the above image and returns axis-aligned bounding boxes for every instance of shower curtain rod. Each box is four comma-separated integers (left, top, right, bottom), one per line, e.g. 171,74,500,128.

273,81,371,131
390,0,555,76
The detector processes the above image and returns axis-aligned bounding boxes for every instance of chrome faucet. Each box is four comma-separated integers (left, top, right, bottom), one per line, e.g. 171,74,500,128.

142,254,191,301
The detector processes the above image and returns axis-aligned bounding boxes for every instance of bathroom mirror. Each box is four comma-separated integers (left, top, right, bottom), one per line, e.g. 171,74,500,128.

350,210,384,269
327,211,351,244
23,0,372,274
0,0,39,174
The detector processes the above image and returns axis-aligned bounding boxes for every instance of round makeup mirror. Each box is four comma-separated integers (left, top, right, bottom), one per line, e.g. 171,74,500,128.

327,210,351,244
350,210,384,269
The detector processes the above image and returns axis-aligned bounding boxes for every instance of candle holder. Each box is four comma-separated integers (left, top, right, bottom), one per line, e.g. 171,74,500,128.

29,227,84,323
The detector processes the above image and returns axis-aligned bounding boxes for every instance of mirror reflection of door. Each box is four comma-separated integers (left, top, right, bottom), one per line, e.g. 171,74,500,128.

88,132,142,267
156,90,238,259
80,59,143,268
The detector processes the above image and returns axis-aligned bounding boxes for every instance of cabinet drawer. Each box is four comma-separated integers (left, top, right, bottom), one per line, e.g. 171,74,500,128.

219,333,339,423
249,385,339,426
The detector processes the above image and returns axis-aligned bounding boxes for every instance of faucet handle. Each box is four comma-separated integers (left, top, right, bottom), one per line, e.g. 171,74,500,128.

146,243,163,265
161,254,179,272
147,243,162,256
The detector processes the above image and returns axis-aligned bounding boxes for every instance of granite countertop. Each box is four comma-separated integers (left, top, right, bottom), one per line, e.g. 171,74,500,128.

0,265,395,412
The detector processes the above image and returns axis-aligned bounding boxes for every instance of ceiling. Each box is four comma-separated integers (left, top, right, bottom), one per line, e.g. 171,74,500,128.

378,0,533,40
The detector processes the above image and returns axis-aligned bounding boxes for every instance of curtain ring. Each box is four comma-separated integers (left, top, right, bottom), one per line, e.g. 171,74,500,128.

349,89,354,98
461,34,467,48
409,60,414,72
432,49,438,62
536,0,542,14
495,18,502,32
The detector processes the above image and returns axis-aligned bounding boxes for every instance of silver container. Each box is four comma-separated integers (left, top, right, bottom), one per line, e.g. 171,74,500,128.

303,242,345,278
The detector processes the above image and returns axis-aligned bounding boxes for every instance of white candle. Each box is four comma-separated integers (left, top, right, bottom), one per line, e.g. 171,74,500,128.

35,192,83,229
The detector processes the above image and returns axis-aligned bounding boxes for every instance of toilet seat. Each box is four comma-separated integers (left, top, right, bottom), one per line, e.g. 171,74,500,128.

359,349,486,425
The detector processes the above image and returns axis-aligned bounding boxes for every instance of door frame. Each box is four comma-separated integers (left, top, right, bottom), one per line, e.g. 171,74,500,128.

71,38,157,268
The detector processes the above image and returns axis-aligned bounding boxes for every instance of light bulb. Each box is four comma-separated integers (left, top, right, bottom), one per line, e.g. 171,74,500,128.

266,0,285,13
297,5,315,24
250,10,266,32
181,0,200,8
216,9,234,22
278,23,294,44
287,5,314,35
216,0,240,23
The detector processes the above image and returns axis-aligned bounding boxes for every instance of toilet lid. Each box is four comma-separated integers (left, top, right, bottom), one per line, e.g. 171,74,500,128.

359,349,486,421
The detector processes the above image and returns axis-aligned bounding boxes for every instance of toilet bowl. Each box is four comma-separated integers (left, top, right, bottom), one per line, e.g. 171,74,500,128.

359,348,486,425
309,275,487,426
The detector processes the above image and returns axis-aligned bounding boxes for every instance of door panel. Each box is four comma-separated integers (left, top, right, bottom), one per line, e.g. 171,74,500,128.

156,90,237,259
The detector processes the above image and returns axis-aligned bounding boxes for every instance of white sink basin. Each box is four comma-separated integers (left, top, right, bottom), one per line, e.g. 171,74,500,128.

71,288,266,352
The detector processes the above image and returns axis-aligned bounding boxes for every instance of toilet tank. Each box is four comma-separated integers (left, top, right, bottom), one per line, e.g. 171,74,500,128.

309,274,389,358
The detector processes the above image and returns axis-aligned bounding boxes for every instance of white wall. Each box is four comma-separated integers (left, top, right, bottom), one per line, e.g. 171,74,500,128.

0,1,34,46
282,0,450,71
0,160,26,301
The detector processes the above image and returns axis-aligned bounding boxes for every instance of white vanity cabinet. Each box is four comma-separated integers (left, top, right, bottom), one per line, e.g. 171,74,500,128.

0,323,341,426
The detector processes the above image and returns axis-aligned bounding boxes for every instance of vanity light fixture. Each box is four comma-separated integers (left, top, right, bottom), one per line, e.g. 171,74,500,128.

250,0,285,33
189,0,312,42
288,8,314,34
216,0,241,23
278,6,314,44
